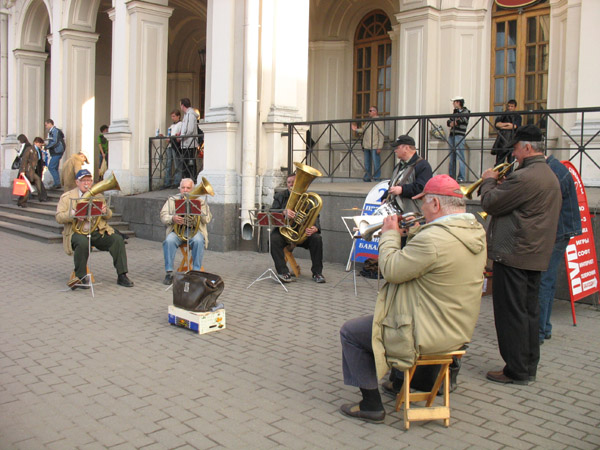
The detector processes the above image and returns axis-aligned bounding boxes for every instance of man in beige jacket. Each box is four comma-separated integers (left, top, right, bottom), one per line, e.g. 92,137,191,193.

339,175,486,423
352,106,385,182
55,169,133,289
160,178,212,285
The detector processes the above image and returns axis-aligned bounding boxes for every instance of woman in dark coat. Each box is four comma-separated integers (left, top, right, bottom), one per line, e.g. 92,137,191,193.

16,134,48,207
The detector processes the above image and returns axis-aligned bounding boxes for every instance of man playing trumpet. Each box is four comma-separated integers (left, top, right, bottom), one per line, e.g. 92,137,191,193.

160,178,212,285
55,169,133,289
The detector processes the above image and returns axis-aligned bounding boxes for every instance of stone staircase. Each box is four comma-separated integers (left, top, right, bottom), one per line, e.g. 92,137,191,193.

0,190,135,243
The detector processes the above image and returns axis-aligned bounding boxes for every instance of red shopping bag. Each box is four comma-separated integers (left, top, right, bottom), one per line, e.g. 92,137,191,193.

12,175,28,196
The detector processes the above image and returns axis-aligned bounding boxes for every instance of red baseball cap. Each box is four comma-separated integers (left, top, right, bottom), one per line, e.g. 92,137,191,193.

412,175,464,199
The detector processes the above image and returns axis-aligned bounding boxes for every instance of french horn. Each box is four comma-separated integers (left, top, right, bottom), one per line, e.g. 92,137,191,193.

173,177,214,242
73,173,120,235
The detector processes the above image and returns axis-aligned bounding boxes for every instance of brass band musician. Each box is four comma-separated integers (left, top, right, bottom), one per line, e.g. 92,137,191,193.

55,169,133,289
381,135,433,215
160,178,212,285
270,173,325,284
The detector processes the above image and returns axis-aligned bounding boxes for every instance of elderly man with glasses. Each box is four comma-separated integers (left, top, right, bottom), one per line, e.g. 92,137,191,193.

338,175,486,423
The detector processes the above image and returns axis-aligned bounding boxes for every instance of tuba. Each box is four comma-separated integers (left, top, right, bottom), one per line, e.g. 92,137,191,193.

173,177,215,242
280,163,323,245
73,173,121,234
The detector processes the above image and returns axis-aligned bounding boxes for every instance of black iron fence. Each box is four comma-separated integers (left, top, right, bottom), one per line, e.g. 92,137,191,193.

286,107,600,185
148,133,204,191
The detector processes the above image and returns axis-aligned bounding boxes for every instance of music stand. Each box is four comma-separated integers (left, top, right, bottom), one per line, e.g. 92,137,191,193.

165,194,208,291
246,209,289,292
67,196,109,298
334,216,374,296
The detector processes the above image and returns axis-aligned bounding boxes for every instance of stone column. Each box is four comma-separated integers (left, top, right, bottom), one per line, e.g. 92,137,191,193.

260,0,310,198
106,0,173,194
201,0,240,250
561,0,600,186
59,30,99,168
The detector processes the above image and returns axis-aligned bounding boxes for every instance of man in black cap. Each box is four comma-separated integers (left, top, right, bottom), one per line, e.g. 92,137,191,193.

55,169,133,289
381,135,433,215
480,124,560,385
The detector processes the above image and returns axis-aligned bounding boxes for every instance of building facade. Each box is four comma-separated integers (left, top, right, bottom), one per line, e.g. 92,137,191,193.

0,0,597,251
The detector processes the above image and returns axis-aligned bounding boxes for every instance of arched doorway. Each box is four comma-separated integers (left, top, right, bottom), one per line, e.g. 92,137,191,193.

353,10,392,119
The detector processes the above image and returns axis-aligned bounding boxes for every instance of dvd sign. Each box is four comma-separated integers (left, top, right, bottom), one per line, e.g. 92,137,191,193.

562,162,599,323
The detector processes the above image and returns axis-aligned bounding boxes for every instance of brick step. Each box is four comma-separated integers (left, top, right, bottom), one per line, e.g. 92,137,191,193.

0,203,135,243
0,220,62,243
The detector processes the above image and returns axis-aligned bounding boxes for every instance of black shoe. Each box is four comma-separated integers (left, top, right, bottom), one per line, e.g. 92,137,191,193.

163,272,173,285
312,274,326,283
278,272,293,283
340,403,385,424
381,380,400,398
17,203,27,208
545,333,552,340
486,370,528,385
70,278,90,290
117,273,134,287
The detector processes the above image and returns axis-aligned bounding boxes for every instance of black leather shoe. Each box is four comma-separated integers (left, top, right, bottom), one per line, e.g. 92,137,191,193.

70,278,90,290
117,273,134,287
163,273,173,285
381,380,400,398
340,403,385,424
486,370,528,385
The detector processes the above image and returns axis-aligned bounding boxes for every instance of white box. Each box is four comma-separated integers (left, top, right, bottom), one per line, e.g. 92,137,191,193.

168,304,226,334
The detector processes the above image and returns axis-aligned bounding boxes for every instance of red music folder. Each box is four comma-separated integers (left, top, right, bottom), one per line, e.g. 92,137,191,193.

74,200,104,217
256,212,285,227
174,198,203,215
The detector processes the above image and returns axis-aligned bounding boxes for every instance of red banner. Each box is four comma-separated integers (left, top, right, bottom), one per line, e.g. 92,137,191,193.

495,0,543,8
562,162,599,323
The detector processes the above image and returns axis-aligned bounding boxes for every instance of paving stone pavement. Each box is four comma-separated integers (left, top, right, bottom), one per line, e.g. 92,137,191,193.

0,231,599,449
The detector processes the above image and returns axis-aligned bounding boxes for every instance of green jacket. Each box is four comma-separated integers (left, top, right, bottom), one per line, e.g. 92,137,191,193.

372,213,487,379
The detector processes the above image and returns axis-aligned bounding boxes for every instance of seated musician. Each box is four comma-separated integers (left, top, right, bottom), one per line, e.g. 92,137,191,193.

55,169,133,289
270,173,325,284
339,175,486,423
160,178,212,285
382,135,433,214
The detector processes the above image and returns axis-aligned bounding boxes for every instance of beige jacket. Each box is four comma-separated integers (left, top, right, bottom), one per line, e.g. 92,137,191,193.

372,213,487,379
160,195,211,248
356,121,385,150
55,188,114,255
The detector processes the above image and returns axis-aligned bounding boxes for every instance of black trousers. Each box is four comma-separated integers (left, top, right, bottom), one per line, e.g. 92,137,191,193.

492,261,541,381
270,228,323,276
71,231,128,280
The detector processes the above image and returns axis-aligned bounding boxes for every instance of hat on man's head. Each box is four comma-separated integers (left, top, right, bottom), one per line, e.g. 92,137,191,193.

76,169,92,180
509,124,543,147
412,174,463,199
451,96,464,102
392,135,415,147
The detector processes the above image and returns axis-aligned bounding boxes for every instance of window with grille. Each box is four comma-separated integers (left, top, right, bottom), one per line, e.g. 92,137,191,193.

491,1,549,127
353,11,392,119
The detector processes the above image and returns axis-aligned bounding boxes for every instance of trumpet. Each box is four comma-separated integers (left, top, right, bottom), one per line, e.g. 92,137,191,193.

460,161,516,199
358,212,424,241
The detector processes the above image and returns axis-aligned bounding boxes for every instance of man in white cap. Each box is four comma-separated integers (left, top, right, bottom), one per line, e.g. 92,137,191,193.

338,175,486,423
446,96,470,182
55,169,133,289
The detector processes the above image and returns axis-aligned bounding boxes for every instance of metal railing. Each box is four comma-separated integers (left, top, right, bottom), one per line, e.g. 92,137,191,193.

148,133,204,191
286,107,600,185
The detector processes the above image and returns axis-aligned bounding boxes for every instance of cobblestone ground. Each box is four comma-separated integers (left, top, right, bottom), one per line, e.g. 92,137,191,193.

0,231,599,449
